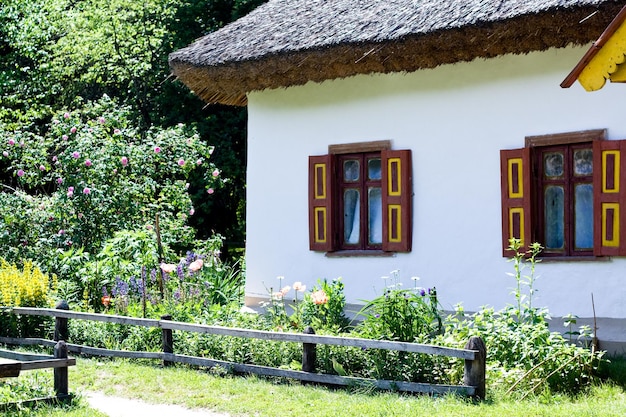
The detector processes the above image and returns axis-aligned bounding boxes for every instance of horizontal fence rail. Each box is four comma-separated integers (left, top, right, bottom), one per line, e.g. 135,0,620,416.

1,305,486,398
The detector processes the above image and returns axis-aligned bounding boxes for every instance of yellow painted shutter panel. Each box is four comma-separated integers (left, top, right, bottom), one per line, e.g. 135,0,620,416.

309,155,335,251
382,150,412,252
500,148,532,257
593,140,626,256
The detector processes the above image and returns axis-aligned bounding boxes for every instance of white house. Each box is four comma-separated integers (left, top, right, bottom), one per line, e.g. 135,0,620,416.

169,0,626,353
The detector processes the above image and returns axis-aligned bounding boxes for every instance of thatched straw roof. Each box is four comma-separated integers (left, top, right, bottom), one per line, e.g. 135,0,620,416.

169,0,626,106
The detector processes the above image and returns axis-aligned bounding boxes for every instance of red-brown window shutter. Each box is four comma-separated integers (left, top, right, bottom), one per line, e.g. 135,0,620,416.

309,155,335,251
500,148,532,257
381,150,412,252
593,139,626,256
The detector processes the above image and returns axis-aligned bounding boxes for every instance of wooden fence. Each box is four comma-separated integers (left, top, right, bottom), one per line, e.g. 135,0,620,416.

0,303,486,398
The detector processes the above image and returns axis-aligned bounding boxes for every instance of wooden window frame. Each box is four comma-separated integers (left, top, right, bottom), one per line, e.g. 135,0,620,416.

502,129,626,258
309,140,412,255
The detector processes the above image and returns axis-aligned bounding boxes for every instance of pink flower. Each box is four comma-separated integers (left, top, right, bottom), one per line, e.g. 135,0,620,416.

311,290,328,305
8,139,15,145
212,169,219,177
67,189,74,197
113,168,117,174
53,119,60,124
189,208,195,216
279,286,291,296
178,159,185,166
52,156,58,162
113,129,121,135
98,116,105,124
154,146,161,153
77,212,83,219
68,186,74,192
63,112,70,119
88,128,93,133
17,169,25,177
160,263,177,273
83,187,91,195
39,165,46,171
19,141,24,147
121,156,128,166
189,259,204,272
196,159,203,165
72,151,80,158
85,159,92,167
62,135,68,141
58,229,65,235
207,188,214,194
57,178,63,184
293,282,306,292
70,127,77,134
2,151,8,157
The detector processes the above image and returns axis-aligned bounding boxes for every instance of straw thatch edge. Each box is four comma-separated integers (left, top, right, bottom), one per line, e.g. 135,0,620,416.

169,4,623,106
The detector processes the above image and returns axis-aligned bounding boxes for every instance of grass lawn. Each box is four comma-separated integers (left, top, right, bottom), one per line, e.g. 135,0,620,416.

5,355,624,417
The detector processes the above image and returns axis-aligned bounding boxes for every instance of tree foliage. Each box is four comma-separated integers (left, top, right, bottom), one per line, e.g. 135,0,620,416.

1,0,268,259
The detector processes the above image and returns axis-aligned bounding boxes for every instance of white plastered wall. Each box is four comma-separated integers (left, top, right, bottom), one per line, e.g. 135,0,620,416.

244,45,626,337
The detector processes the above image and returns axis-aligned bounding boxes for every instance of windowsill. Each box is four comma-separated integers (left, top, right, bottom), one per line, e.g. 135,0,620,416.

325,250,396,258
537,256,611,263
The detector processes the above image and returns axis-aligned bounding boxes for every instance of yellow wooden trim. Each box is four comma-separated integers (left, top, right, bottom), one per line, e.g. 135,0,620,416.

578,20,626,91
388,204,401,242
603,150,620,193
507,158,523,199
509,207,525,246
314,163,326,199
314,207,326,243
611,63,626,82
387,158,401,197
602,203,620,247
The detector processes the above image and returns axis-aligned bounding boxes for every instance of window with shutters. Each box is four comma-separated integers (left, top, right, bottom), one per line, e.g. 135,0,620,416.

309,140,412,254
500,129,626,258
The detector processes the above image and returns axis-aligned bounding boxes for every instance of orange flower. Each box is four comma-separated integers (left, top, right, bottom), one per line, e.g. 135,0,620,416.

101,296,112,307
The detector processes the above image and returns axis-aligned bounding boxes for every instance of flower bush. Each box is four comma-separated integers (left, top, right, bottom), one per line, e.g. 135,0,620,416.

0,96,226,300
0,259,57,338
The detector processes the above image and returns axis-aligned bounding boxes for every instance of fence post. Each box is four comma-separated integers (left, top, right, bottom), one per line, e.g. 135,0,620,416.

161,315,173,367
54,300,70,342
463,336,486,399
302,326,316,373
53,340,69,398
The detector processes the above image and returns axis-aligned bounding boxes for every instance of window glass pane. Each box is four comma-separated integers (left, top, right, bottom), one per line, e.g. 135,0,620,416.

343,160,359,182
368,187,382,244
544,185,564,250
575,183,593,249
544,152,563,178
574,149,593,176
343,189,360,244
368,158,382,180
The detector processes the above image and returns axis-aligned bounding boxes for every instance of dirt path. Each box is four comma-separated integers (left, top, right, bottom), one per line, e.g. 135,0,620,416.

86,392,232,417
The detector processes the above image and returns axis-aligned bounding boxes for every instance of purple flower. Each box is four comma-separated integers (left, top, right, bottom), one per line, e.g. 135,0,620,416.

113,128,121,135
85,159,92,167
57,178,63,184
72,151,80,158
419,289,426,297
62,135,68,141
83,187,91,195
121,156,128,166
178,158,185,166
98,116,105,124
64,112,70,119
154,146,161,153
17,169,25,177
70,127,77,134
2,151,8,157
8,139,15,145
39,165,46,171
